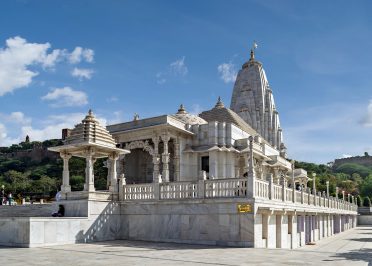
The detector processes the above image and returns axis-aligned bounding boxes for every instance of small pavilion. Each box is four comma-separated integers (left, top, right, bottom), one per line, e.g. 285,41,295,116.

49,110,130,196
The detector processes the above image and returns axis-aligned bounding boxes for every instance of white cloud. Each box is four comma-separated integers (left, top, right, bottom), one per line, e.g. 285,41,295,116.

68,47,94,64
156,72,166,84
0,36,62,96
107,111,125,125
284,102,372,163
71,67,94,80
361,100,372,127
0,110,109,146
106,96,118,103
0,111,31,125
0,36,96,96
0,123,21,146
21,111,106,141
170,56,188,76
156,57,188,84
217,62,237,83
41,87,88,107
190,104,203,115
8,112,31,125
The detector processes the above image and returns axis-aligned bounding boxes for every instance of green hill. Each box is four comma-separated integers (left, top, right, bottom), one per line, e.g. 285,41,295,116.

0,140,108,200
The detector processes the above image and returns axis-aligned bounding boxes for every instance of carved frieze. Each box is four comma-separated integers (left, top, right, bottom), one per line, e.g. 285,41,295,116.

125,140,154,155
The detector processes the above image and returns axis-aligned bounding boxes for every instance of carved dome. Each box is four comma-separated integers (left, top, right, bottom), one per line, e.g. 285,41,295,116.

64,109,117,148
172,104,207,125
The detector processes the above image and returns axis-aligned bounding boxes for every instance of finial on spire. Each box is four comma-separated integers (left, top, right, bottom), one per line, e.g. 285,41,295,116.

250,41,258,61
133,113,139,121
215,96,225,108
88,109,93,116
177,104,187,114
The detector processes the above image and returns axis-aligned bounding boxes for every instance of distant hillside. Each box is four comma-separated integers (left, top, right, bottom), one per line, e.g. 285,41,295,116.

333,153,372,168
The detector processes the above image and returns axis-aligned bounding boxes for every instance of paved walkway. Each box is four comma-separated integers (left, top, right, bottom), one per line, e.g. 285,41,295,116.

0,226,371,265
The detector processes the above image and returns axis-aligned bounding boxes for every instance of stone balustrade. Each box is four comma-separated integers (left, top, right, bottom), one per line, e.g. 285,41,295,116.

121,178,357,213
254,178,357,212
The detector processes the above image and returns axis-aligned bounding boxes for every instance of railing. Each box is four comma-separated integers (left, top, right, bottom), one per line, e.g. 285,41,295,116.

273,184,282,201
160,182,198,199
205,178,247,198
255,179,269,198
120,177,358,213
251,180,357,212
285,188,293,202
295,191,302,203
123,183,155,200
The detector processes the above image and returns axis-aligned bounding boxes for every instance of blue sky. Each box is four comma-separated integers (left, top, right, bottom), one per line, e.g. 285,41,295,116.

0,0,371,164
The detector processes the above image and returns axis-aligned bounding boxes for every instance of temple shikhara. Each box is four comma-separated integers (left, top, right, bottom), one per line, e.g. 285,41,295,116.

0,48,357,249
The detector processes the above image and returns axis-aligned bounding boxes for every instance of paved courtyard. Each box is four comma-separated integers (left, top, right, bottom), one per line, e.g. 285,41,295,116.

0,226,371,266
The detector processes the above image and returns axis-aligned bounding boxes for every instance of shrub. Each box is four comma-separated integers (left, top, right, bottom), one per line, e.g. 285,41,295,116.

363,196,371,207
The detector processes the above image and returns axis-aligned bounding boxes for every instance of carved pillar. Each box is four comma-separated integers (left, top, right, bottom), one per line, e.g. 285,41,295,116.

174,137,180,181
326,181,330,198
161,134,170,182
247,136,256,198
243,153,249,175
268,173,274,200
282,175,287,201
273,167,280,185
291,160,295,203
152,136,160,183
109,152,119,193
312,173,316,195
84,148,96,192
60,153,72,193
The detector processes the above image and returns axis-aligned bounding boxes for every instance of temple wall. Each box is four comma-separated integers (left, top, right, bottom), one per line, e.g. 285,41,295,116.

120,199,255,247
0,200,122,247
0,198,358,248
358,215,372,225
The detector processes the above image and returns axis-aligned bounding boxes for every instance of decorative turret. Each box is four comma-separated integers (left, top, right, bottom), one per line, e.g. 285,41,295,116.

64,109,117,148
230,47,284,151
177,104,187,114
214,96,225,109
172,104,207,125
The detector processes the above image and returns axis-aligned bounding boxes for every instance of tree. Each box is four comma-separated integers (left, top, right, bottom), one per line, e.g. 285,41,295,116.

363,196,371,207
70,175,84,191
356,195,363,207
3,170,31,194
31,175,58,197
360,175,372,198
365,152,370,157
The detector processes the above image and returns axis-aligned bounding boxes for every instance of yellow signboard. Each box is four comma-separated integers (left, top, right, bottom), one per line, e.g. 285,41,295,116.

237,204,252,213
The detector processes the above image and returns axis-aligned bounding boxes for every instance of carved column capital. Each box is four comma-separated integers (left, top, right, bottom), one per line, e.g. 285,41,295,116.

161,133,170,143
109,152,120,161
60,152,72,160
152,135,160,144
